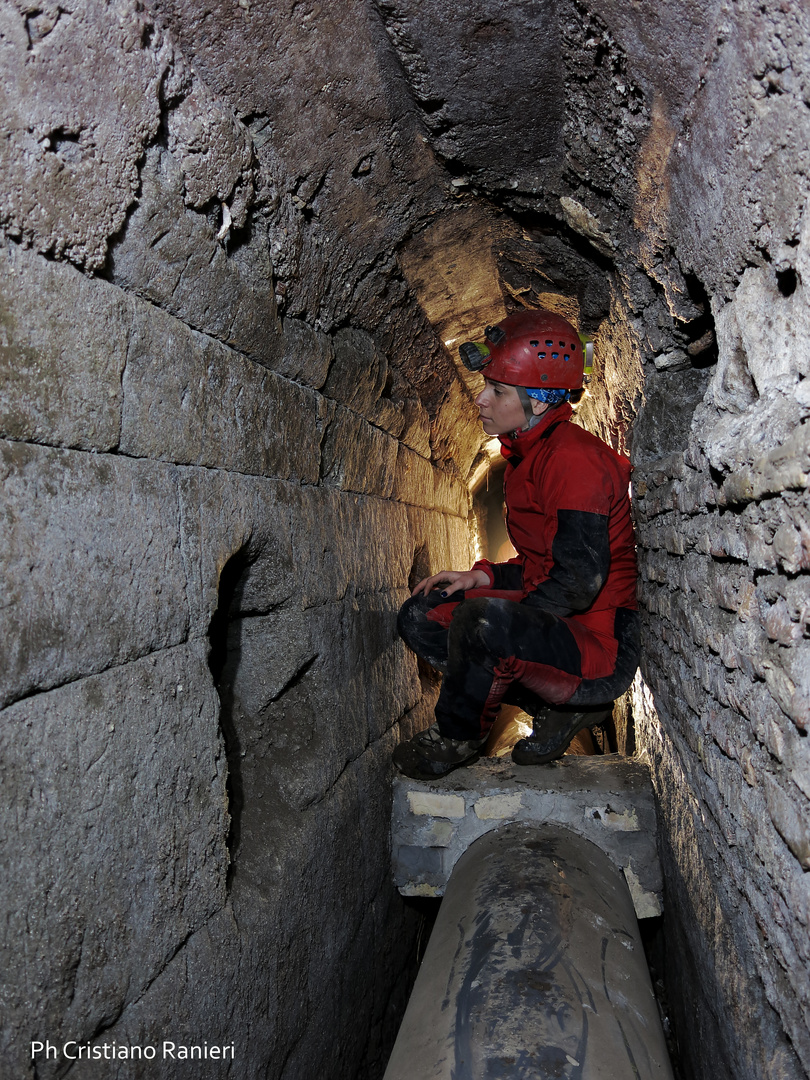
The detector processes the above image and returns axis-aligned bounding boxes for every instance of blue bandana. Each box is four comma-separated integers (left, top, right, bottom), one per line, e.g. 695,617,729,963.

526,387,570,406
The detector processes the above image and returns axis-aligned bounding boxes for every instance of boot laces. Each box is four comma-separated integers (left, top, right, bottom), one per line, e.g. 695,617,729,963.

416,723,446,747
416,723,484,752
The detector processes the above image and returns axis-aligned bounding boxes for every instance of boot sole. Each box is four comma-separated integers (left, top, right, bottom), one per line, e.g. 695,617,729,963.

511,741,571,766
393,749,482,782
511,709,612,766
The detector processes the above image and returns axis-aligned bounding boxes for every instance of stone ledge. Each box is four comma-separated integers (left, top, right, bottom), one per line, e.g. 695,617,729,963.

392,754,663,919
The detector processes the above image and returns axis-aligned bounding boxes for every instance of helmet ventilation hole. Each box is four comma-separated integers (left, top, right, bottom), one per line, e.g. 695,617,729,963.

537,352,546,359
564,354,570,361
545,340,553,345
552,352,559,359
530,340,539,346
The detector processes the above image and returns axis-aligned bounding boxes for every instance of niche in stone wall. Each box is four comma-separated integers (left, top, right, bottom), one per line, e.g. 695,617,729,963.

208,545,253,880
408,542,432,593
207,538,323,888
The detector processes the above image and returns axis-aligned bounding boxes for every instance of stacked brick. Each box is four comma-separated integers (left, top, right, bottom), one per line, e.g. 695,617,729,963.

631,258,810,1078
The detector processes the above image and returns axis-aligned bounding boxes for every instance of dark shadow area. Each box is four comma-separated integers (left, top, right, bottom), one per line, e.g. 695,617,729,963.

405,547,445,697
640,915,687,1080
681,273,719,370
403,896,443,969
776,266,798,298
208,544,253,885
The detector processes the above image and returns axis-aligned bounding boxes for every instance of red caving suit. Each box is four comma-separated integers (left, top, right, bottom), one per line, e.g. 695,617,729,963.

397,403,640,740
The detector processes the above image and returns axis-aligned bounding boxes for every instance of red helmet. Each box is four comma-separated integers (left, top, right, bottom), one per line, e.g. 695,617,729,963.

459,310,587,391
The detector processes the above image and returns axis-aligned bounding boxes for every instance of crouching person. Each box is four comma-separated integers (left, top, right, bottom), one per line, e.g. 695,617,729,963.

393,310,639,782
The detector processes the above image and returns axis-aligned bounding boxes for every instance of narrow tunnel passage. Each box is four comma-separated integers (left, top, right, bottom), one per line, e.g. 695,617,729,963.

1,2,809,1080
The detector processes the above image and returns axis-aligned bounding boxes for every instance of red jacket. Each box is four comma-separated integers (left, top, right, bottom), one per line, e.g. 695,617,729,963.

472,404,638,674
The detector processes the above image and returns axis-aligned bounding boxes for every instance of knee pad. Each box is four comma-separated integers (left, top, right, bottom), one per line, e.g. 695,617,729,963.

396,594,427,648
450,597,513,655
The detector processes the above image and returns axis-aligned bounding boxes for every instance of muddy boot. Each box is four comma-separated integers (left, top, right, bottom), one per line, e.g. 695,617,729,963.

393,723,488,781
511,706,613,765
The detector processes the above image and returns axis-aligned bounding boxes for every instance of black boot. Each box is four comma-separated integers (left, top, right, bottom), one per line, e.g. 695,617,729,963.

511,706,613,765
393,723,488,781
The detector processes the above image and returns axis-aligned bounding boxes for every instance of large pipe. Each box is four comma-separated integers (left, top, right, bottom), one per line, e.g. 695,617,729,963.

385,822,674,1080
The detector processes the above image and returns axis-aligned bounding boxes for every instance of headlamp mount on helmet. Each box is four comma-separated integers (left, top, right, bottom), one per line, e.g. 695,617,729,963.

458,310,592,391
458,324,511,372
458,340,490,372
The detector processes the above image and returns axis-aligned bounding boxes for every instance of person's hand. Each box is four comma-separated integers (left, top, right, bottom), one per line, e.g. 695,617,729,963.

411,569,490,598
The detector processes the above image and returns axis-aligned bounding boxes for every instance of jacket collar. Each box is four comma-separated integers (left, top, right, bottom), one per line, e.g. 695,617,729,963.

499,402,572,461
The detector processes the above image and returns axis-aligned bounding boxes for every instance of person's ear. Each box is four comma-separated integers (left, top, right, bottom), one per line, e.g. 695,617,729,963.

531,397,548,416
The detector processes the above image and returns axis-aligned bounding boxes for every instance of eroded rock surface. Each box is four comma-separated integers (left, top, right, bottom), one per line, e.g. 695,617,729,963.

1,1,810,1079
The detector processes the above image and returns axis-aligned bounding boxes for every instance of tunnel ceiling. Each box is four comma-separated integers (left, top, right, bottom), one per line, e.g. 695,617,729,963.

126,1,633,347
374,0,565,188
2,0,806,455
134,0,773,381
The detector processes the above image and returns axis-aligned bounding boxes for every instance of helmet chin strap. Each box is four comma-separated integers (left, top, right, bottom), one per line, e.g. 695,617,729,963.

516,385,536,426
516,385,545,431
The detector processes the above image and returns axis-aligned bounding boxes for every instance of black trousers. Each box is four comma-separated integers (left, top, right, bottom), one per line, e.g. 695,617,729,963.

397,590,640,741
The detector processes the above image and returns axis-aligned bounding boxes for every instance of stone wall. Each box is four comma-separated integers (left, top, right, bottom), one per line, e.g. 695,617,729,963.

0,2,478,1077
621,4,810,1076
632,263,810,1077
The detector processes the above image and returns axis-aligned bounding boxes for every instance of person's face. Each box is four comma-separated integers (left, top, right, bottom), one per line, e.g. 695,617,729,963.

475,379,547,436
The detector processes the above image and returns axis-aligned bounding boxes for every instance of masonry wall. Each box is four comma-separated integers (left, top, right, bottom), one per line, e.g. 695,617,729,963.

622,5,810,1075
0,3,479,1076
631,265,810,1077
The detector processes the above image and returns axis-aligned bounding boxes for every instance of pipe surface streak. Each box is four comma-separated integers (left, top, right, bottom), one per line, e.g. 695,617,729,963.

384,822,674,1080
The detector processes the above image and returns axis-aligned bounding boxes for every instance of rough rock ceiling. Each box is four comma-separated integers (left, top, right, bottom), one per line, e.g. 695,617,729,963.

398,206,508,346
143,0,625,356
373,0,565,190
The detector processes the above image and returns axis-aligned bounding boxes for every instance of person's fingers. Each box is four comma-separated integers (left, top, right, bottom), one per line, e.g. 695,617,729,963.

412,572,447,596
440,574,470,597
411,576,430,596
427,573,450,589
411,569,473,597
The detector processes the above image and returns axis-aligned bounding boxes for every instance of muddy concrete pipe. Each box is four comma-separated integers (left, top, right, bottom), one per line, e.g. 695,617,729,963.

384,822,674,1080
